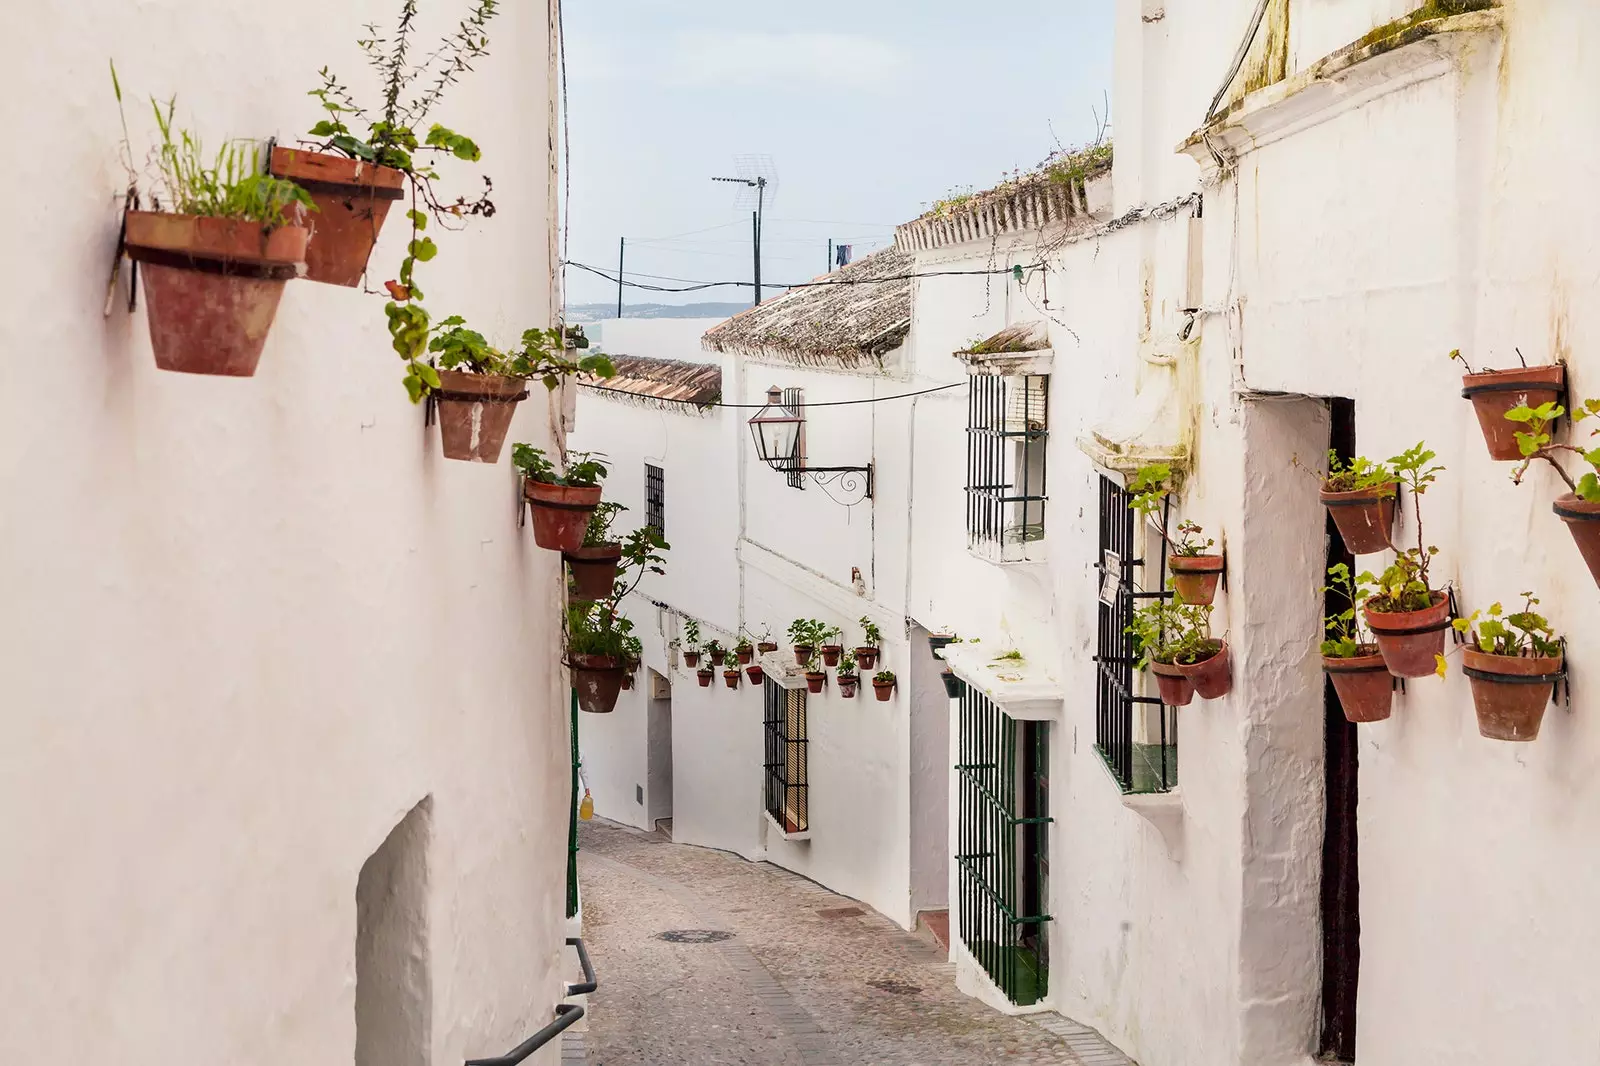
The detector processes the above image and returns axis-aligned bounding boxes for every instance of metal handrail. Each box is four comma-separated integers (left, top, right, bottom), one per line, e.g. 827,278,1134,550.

464,937,596,1066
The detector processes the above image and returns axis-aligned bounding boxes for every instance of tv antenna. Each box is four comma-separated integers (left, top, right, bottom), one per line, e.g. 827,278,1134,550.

712,155,779,306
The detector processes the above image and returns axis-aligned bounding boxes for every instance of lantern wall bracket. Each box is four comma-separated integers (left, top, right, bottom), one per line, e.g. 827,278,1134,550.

773,463,874,506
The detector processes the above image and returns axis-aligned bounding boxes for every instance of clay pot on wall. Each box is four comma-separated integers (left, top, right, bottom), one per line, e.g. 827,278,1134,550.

855,646,880,670
683,650,701,668
435,370,527,463
837,675,859,699
1174,641,1232,700
123,211,308,376
928,635,956,658
757,642,779,654
1365,594,1450,678
1462,649,1563,742
1323,648,1393,723
1320,483,1399,555
1461,363,1565,461
722,668,740,690
569,654,625,714
792,644,815,666
805,671,827,694
565,544,622,601
940,670,964,698
697,668,714,688
745,664,765,684
708,649,726,667
267,147,405,286
1149,661,1194,707
737,648,754,665
1168,554,1225,606
821,644,843,667
525,481,603,552
872,677,896,702
1554,495,1600,589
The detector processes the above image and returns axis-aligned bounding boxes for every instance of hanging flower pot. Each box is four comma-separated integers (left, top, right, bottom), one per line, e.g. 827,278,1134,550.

267,146,405,287
435,370,527,463
1149,661,1194,707
821,644,843,667
697,668,714,688
793,644,815,666
737,647,754,665
620,674,634,691
1323,648,1393,723
683,650,701,668
1169,555,1225,606
855,646,880,670
1461,363,1565,461
722,667,741,690
1462,649,1562,742
928,634,956,658
1365,593,1450,678
940,669,965,698
745,664,765,684
568,654,625,714
564,544,622,601
123,211,309,377
838,674,859,699
1554,494,1600,588
872,672,897,702
707,647,727,667
758,641,779,654
524,480,603,552
805,671,827,694
1320,483,1399,555
1174,641,1232,700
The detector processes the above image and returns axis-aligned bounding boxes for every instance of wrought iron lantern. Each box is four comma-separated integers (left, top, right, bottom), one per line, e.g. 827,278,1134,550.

748,387,803,470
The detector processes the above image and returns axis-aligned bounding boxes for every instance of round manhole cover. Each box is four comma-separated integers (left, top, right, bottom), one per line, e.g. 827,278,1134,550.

867,979,922,995
655,929,734,944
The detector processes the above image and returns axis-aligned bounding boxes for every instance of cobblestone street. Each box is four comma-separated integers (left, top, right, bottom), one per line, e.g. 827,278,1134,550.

566,819,1122,1066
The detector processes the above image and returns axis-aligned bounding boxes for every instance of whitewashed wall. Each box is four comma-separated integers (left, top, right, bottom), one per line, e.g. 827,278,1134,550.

1,3,572,1065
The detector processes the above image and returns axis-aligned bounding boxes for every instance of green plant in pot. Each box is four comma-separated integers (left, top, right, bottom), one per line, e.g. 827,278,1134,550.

804,651,827,694
1167,520,1224,607
515,446,608,553
722,655,742,690
928,630,960,660
735,636,755,665
855,617,883,670
1319,452,1399,555
1360,444,1449,678
566,525,667,714
1128,593,1231,706
705,640,727,668
1452,348,1566,462
681,619,702,668
1127,462,1173,520
565,501,626,600
621,634,643,691
756,626,778,655
1453,594,1564,742
1320,563,1392,723
113,71,315,377
697,662,715,687
872,669,897,702
1506,398,1600,588
836,651,860,699
789,618,821,666
820,625,844,667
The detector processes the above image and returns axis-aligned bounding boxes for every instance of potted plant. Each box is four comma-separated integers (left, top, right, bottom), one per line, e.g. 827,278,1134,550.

566,526,668,714
113,77,313,377
1452,349,1566,462
566,502,626,601
722,660,742,690
789,619,819,666
855,617,882,671
804,653,827,694
735,637,755,665
1167,520,1224,607
1320,452,1399,555
745,660,765,685
820,626,844,667
620,635,642,691
703,640,725,667
1507,398,1600,588
697,664,715,688
940,669,964,698
872,670,897,702
1128,594,1230,704
515,447,608,552
927,631,957,659
1320,563,1393,723
1452,594,1564,742
836,651,860,699
281,0,499,286
1361,444,1449,678
756,628,779,655
681,620,702,668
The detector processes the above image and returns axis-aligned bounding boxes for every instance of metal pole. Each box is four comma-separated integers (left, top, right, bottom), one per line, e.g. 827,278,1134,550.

754,177,765,305
616,237,625,319
827,239,833,274
751,211,761,307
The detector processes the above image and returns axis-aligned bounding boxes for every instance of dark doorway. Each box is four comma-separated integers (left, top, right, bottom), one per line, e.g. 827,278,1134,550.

1319,397,1360,1062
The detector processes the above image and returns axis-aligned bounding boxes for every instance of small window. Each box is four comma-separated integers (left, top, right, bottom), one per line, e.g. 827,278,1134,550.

645,463,665,535
763,680,808,833
965,374,1048,560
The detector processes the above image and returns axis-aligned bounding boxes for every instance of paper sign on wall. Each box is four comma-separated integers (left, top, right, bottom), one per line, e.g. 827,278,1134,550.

1099,550,1123,607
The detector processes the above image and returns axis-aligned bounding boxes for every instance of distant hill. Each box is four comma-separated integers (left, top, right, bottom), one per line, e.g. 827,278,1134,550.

566,302,748,324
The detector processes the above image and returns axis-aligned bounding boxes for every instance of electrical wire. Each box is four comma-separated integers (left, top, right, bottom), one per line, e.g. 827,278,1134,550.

580,380,966,408
564,260,1037,293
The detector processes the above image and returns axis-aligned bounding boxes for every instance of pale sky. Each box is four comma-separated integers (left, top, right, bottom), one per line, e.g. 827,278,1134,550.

561,1,1114,308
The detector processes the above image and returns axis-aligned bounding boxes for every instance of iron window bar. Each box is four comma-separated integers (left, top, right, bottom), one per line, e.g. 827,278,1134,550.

464,937,597,1066
645,462,665,535
965,373,1048,553
763,680,809,833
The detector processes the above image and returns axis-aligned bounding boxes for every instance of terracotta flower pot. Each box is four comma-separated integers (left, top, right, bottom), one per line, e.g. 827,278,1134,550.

1462,648,1562,742
1168,554,1224,606
745,664,765,684
1175,641,1232,700
1323,649,1393,723
1365,594,1450,679
1554,494,1600,589
855,647,880,670
1320,483,1398,555
697,669,714,688
708,649,726,667
569,653,624,714
683,650,701,668
524,480,603,552
805,671,827,694
928,635,956,659
940,670,965,698
564,544,621,601
267,146,405,286
737,648,753,665
757,642,778,654
793,644,815,666
1149,661,1194,707
821,645,843,667
1461,364,1565,461
872,679,895,702
838,675,859,699
123,211,308,376
723,669,741,690
435,370,527,463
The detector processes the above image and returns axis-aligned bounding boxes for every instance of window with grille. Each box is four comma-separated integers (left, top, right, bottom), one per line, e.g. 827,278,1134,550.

645,463,665,535
782,387,806,490
956,687,1051,1006
965,374,1048,560
1093,475,1177,793
763,680,809,834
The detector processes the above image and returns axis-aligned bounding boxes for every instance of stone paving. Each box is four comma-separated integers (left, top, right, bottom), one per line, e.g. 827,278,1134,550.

566,818,1123,1066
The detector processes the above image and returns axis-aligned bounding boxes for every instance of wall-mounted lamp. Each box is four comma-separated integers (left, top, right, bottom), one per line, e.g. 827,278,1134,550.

747,386,873,505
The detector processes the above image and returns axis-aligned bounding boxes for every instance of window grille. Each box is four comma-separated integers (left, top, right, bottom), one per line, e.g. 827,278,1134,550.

1093,475,1177,793
763,680,809,833
956,687,1051,1006
965,374,1048,558
645,463,665,535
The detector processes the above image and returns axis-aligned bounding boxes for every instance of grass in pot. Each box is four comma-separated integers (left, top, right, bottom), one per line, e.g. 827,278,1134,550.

1452,595,1564,742
1320,563,1393,723
566,502,625,601
1361,444,1450,678
517,447,607,553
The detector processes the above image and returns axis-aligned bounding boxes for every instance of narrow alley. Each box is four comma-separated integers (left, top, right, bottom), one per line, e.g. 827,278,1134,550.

565,820,1131,1066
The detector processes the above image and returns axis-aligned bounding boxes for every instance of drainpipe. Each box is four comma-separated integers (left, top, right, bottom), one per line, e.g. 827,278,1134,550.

902,393,920,626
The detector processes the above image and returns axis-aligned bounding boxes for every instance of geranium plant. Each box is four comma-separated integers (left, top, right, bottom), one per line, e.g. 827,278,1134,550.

1452,592,1565,742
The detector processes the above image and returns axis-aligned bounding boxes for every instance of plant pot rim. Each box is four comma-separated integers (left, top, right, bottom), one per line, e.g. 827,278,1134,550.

855,645,880,654
567,653,624,670
805,671,827,680
267,145,407,195
794,643,816,652
873,679,896,688
821,643,844,651
757,642,779,651
1554,493,1600,520
1173,640,1227,669
1365,592,1449,631
1322,649,1388,673
1149,659,1185,677
1461,647,1565,677
123,210,310,270
1168,553,1224,572
435,368,529,401
564,543,623,562
1460,363,1566,396
1320,481,1399,504
838,673,859,681
525,479,604,504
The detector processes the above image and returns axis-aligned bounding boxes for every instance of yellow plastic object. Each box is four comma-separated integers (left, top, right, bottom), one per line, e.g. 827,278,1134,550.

579,789,594,821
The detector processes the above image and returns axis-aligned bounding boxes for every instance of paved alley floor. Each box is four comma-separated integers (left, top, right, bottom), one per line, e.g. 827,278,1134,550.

567,819,1099,1066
